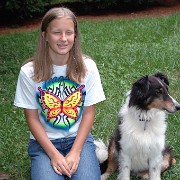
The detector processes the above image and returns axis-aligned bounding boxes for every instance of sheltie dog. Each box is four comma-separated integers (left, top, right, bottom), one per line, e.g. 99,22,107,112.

95,73,180,180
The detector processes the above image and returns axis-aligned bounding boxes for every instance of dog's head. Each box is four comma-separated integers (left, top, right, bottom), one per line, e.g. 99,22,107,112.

129,72,180,113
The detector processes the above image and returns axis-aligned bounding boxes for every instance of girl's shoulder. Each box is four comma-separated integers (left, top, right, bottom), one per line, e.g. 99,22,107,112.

21,60,33,68
20,60,34,77
83,56,97,68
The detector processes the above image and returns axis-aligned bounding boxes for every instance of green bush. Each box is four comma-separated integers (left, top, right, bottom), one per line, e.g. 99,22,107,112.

0,0,49,21
80,0,155,9
81,0,117,9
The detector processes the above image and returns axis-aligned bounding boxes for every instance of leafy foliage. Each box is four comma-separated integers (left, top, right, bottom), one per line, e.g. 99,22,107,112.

1,0,49,19
81,0,155,9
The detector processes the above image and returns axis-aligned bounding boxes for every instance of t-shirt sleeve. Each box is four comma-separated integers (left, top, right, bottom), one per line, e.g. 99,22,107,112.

84,60,106,106
14,69,38,109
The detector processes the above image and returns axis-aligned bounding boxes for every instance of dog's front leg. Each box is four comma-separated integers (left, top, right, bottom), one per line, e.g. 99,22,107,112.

149,155,162,180
117,152,131,180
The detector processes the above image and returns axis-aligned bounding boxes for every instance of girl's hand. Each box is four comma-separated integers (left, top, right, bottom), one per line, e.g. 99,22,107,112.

51,152,71,178
65,150,81,175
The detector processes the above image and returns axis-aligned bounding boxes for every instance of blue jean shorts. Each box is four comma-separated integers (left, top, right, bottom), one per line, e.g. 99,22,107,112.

28,134,101,180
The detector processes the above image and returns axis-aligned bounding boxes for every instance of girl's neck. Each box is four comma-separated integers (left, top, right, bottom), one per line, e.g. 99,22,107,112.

49,51,69,66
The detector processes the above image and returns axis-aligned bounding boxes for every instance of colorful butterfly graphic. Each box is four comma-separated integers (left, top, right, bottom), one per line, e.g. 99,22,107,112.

38,84,85,121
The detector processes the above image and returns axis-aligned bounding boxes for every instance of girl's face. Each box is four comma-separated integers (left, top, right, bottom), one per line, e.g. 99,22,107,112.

45,17,75,64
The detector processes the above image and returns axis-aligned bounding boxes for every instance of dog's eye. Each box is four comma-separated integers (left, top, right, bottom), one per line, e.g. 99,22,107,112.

156,88,163,95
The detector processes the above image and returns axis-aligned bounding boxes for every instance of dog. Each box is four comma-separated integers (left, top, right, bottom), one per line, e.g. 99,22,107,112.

95,73,180,180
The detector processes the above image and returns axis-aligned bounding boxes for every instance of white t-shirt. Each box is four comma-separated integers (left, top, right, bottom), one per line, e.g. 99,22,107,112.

14,58,105,140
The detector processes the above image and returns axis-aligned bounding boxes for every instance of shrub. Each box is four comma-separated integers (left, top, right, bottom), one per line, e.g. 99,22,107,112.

80,0,117,9
0,0,49,22
80,0,155,9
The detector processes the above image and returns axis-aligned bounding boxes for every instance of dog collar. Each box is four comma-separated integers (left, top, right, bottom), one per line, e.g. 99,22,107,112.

138,116,151,122
138,115,151,130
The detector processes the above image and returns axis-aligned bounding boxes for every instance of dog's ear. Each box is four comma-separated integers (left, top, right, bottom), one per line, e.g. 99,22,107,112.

129,76,150,107
133,76,150,97
154,72,169,86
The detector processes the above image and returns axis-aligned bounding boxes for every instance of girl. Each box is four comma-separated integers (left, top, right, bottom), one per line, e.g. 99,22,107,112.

14,7,105,180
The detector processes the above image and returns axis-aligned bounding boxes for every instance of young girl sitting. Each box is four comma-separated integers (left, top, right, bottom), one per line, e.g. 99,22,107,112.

14,7,105,180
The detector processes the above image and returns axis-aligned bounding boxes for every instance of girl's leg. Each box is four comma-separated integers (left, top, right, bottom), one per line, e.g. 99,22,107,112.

28,140,65,180
71,134,101,180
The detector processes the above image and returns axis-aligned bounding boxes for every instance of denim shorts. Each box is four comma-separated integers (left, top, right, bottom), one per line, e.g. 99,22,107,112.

28,134,101,180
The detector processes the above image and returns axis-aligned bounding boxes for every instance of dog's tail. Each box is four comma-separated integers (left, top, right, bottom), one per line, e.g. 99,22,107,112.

94,139,108,163
94,139,108,174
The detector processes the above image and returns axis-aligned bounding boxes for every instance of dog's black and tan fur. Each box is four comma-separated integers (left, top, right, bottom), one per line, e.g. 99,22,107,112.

95,73,180,180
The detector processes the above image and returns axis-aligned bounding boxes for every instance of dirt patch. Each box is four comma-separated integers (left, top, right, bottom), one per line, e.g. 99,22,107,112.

0,2,180,35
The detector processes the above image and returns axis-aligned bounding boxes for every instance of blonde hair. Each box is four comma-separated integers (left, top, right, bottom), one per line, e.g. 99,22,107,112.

25,7,86,83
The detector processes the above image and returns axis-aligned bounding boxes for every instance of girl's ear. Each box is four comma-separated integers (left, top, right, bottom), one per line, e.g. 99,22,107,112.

42,32,47,41
42,31,45,38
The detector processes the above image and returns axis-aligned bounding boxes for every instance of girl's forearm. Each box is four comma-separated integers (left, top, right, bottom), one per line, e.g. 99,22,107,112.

70,105,95,153
24,109,59,158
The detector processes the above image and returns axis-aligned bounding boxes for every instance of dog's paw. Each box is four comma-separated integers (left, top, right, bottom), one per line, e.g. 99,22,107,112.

136,172,149,180
101,173,109,180
141,174,149,180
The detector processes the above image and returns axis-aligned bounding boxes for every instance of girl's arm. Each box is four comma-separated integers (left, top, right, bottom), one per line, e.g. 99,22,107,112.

24,109,71,177
65,105,95,174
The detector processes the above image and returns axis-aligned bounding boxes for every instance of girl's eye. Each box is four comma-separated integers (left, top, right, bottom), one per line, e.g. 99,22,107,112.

66,31,74,35
54,32,60,34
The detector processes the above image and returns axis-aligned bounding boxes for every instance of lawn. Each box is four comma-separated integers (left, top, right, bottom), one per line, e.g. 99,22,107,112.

0,13,180,179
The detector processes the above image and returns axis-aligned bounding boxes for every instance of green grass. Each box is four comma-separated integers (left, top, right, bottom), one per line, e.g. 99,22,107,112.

0,13,180,179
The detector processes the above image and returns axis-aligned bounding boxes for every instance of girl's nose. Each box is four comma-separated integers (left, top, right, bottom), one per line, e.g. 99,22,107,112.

60,33,67,41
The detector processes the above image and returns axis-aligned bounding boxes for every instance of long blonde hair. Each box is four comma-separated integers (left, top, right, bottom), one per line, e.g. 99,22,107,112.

25,7,86,83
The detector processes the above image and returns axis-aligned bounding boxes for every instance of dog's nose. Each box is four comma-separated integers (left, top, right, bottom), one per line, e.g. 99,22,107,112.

176,104,180,111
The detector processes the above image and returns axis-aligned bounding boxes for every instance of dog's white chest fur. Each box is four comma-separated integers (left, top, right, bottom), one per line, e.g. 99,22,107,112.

119,99,167,172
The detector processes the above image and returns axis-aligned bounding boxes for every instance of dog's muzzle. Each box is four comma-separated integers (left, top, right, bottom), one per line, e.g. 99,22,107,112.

175,103,180,111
